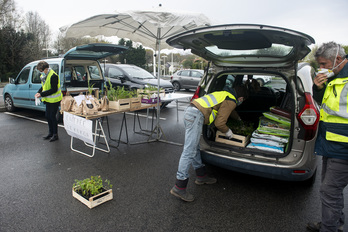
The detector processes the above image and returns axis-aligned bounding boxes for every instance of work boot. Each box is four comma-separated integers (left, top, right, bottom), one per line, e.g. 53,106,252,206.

195,166,217,185
49,134,59,142
170,178,194,202
43,134,52,140
307,221,343,232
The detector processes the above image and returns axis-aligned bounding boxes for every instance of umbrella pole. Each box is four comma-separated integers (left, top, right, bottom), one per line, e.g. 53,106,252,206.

156,37,161,140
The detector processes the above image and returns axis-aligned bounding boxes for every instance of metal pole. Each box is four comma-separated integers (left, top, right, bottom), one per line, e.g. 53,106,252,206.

156,28,161,140
153,49,156,76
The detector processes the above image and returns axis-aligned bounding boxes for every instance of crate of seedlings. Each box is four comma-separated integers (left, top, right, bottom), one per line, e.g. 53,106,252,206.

107,86,131,111
215,120,254,147
72,176,113,209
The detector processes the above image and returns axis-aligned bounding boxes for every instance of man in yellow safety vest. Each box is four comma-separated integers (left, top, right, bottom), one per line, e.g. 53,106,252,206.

170,85,248,202
307,42,348,232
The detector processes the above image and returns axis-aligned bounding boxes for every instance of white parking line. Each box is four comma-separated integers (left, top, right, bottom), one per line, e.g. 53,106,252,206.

4,112,65,128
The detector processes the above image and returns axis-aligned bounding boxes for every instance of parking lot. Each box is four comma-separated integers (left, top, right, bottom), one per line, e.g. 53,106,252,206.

0,93,346,232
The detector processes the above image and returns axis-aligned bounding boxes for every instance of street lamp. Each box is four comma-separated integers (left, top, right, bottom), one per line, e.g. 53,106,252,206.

42,48,49,58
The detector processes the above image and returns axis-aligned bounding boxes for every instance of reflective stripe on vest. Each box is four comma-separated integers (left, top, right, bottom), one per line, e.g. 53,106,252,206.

41,69,63,103
195,91,236,125
209,109,218,123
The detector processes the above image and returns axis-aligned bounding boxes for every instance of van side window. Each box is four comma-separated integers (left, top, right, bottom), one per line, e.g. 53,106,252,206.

75,66,86,81
17,67,30,84
88,65,101,80
32,67,41,83
50,64,59,75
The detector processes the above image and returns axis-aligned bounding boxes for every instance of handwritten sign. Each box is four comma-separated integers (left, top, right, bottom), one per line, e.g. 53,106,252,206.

64,112,94,145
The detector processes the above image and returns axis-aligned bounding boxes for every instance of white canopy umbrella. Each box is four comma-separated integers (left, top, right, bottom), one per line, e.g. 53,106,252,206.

60,5,211,141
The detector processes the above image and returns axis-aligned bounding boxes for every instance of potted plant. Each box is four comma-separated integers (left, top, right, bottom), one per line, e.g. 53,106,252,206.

72,175,113,209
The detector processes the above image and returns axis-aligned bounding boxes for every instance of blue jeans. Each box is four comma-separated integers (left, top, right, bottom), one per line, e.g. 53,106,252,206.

176,105,205,180
320,157,348,232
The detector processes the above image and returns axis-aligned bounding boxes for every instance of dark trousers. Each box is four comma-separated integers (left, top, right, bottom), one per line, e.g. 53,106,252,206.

45,102,60,135
320,157,348,232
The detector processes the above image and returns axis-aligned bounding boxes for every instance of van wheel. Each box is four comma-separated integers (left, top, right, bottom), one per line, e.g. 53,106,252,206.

172,82,181,91
4,94,16,112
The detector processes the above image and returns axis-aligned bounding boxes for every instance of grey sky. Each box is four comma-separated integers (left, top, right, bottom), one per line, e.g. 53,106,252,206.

15,0,348,47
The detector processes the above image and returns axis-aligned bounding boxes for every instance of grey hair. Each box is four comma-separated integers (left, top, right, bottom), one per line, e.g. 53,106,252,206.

315,41,346,61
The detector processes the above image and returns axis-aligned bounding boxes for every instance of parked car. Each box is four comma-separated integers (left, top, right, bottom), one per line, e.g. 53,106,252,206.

243,75,272,87
3,43,128,119
170,69,204,91
167,24,319,183
101,63,174,93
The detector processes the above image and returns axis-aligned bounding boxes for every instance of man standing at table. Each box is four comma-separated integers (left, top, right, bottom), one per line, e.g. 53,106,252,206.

35,61,63,142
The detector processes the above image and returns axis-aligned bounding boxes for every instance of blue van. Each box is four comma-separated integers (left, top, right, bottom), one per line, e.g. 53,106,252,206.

3,43,127,118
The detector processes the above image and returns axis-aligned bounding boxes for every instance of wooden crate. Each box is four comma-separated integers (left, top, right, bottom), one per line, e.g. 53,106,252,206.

137,89,165,99
72,187,113,209
109,99,130,111
215,131,250,147
130,96,142,110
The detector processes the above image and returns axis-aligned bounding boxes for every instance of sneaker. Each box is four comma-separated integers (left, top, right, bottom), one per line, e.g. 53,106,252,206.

170,186,194,202
195,175,217,185
307,221,343,232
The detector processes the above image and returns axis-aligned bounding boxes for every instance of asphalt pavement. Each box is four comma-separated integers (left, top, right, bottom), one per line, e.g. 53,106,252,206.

1,91,347,232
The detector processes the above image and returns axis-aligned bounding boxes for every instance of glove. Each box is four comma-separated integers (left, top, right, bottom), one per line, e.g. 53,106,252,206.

225,129,233,139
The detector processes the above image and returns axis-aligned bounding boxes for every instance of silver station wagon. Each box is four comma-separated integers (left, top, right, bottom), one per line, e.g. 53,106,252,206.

167,24,319,183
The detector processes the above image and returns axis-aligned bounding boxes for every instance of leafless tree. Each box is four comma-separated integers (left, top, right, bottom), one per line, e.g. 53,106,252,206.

24,11,51,58
0,0,23,28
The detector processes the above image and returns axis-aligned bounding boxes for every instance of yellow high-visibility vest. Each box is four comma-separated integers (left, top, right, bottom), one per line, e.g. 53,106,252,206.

194,91,236,125
41,69,63,103
320,76,348,142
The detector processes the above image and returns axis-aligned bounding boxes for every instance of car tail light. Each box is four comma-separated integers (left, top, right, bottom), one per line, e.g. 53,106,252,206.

293,170,307,174
191,86,201,102
171,76,173,80
297,92,320,141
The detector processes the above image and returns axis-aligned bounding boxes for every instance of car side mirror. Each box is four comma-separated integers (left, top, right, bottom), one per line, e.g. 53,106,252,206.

9,78,15,84
119,76,126,83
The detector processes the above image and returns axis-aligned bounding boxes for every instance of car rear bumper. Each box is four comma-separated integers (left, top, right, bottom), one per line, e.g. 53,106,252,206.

201,151,317,181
